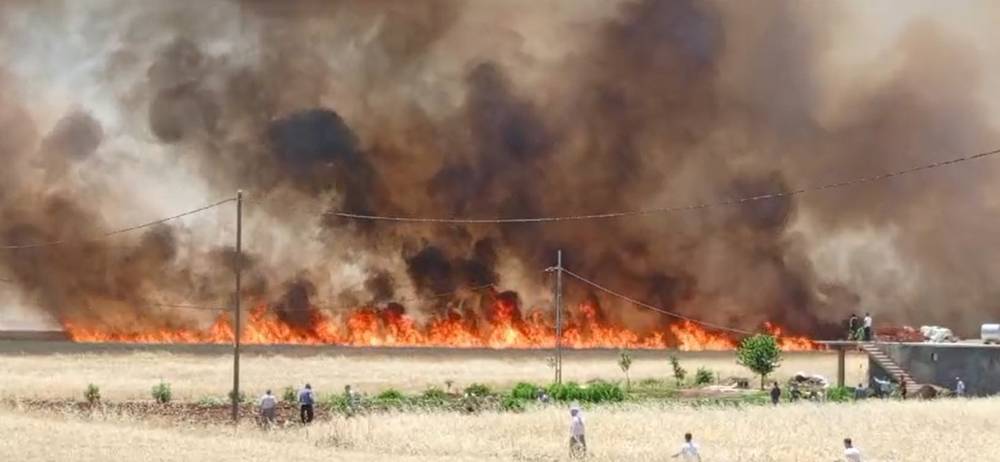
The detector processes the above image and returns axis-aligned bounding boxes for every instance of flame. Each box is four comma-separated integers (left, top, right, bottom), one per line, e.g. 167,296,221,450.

62,294,822,351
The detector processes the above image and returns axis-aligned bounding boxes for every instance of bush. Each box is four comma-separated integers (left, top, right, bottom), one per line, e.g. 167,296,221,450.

694,367,714,386
827,386,853,403
84,384,101,404
670,355,687,387
585,381,625,403
463,383,493,397
283,386,297,403
229,389,247,404
376,388,406,401
501,395,526,413
511,382,540,400
421,386,448,402
151,381,172,404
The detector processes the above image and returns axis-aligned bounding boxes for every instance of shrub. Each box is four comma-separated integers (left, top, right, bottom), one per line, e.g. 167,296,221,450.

694,367,714,386
151,381,172,404
421,386,448,402
511,382,540,400
282,386,297,403
618,350,633,389
84,384,100,404
670,355,687,387
827,386,853,403
585,381,625,403
376,388,406,401
228,389,247,404
463,383,493,397
501,395,526,413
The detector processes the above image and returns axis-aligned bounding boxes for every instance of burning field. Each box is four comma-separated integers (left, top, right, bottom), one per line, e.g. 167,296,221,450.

62,293,818,350
3,0,1000,347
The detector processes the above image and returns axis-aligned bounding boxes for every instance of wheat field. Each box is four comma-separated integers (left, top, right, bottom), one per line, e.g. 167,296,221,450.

0,348,867,400
2,398,998,461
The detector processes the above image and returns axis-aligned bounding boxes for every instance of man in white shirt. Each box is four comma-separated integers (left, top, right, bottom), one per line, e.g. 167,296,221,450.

843,438,862,461
259,389,277,427
955,377,966,397
863,313,873,341
672,432,701,461
569,404,586,458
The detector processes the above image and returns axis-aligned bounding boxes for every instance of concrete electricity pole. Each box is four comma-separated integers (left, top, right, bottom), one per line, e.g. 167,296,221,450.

231,190,243,423
553,250,563,384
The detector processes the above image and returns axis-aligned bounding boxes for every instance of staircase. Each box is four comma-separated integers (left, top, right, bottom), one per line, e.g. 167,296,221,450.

859,343,923,397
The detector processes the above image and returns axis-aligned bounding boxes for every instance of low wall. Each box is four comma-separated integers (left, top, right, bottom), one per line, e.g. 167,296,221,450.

875,343,1000,396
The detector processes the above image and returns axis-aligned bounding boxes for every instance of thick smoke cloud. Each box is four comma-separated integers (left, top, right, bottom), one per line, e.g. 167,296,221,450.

1,0,999,338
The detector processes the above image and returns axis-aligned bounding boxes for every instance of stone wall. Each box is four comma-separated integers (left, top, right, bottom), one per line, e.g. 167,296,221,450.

876,343,1000,396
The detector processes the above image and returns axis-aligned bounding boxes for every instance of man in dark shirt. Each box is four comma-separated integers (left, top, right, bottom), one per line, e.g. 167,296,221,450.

847,314,859,340
770,382,781,405
298,383,315,424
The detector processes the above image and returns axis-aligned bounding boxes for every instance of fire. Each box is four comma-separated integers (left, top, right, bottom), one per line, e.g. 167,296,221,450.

62,293,822,351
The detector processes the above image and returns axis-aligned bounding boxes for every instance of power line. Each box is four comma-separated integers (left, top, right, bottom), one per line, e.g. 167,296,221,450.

0,197,236,250
331,146,1000,224
559,267,753,336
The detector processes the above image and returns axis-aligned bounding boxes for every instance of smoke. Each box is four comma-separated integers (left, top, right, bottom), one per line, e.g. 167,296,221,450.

1,0,1000,338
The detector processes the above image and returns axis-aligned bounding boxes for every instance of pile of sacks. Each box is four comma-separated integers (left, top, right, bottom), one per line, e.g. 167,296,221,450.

920,325,958,343
788,372,829,400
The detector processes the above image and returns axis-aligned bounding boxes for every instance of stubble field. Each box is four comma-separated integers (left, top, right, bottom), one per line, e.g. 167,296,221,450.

6,344,990,461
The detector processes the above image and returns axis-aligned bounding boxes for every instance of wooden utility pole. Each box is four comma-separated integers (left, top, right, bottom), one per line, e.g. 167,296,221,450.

554,250,563,384
231,190,243,423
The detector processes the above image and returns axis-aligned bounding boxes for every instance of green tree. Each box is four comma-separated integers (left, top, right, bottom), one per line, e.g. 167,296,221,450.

736,334,782,389
669,355,687,387
618,350,633,389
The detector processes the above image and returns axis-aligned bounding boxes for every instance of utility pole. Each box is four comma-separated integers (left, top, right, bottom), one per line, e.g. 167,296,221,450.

553,250,563,385
231,190,243,423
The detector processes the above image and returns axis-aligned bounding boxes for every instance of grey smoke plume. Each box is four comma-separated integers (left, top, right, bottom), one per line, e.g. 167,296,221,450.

1,0,999,338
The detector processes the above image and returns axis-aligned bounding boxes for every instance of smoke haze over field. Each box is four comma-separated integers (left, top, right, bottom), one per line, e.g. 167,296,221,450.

2,0,1000,338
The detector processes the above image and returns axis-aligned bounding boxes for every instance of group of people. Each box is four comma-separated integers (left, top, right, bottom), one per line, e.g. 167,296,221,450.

257,383,316,427
847,312,874,341
569,404,863,460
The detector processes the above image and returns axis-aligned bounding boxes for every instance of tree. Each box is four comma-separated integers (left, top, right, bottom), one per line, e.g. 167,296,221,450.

618,350,633,389
736,334,782,390
669,355,687,387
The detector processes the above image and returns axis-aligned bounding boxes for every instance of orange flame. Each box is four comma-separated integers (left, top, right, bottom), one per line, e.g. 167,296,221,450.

62,296,821,351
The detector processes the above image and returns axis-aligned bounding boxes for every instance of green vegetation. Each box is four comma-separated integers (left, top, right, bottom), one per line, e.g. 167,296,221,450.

463,383,493,397
151,381,172,404
736,334,782,389
282,386,297,403
84,384,101,405
228,389,246,404
694,367,714,386
826,386,853,403
511,382,539,400
195,395,226,407
420,386,448,402
376,388,406,402
670,355,687,387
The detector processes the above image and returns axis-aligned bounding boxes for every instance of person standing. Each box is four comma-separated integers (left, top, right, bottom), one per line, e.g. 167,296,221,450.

955,377,966,397
770,382,781,405
843,438,862,461
671,433,701,461
298,383,315,424
259,389,277,428
863,313,873,341
569,404,586,458
848,314,859,340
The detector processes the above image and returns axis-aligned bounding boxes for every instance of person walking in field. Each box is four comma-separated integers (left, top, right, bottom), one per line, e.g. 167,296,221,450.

863,313,873,341
671,433,701,461
259,389,277,428
569,403,586,458
770,382,781,405
298,383,315,424
843,438,862,461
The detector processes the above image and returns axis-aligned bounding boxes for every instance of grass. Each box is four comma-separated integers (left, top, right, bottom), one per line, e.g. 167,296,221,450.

0,349,867,401
2,399,997,461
